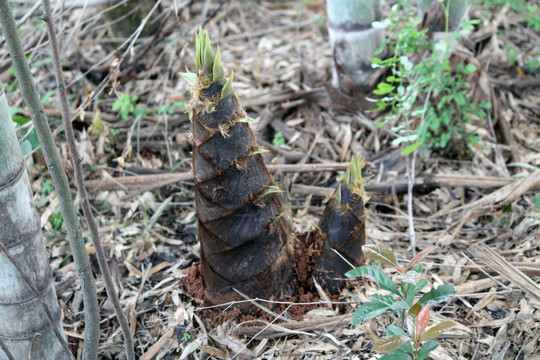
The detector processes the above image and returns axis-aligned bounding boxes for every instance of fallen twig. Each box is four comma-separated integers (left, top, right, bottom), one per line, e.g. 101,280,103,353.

468,243,540,302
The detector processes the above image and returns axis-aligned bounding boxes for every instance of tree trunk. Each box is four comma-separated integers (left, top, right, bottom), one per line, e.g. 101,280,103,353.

189,31,295,305
0,84,68,359
327,0,385,92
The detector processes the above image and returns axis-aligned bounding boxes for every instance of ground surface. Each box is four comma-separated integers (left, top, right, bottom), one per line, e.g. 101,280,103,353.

1,0,539,359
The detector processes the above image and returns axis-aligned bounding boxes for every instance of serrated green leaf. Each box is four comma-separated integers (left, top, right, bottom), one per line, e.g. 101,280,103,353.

346,266,400,296
405,247,437,272
351,301,391,325
212,45,223,83
420,321,458,342
362,244,398,267
221,71,234,99
419,285,455,307
180,72,197,86
373,335,411,352
418,340,438,360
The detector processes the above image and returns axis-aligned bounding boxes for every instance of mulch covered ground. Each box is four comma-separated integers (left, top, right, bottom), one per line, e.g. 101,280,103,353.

2,0,539,359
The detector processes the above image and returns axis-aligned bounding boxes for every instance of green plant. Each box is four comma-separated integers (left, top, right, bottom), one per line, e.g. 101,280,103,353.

524,5,540,31
41,179,54,197
346,244,457,360
371,1,489,154
532,195,540,212
158,100,185,115
181,332,192,343
272,131,286,147
112,92,144,121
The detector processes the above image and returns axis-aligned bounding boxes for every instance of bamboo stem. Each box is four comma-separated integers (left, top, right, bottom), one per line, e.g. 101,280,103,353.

41,0,135,359
0,2,100,359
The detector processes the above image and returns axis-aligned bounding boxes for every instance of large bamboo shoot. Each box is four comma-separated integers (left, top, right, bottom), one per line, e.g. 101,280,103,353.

187,30,295,305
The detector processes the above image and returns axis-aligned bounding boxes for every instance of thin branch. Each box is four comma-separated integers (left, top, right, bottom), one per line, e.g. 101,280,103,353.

0,1,100,359
41,1,135,359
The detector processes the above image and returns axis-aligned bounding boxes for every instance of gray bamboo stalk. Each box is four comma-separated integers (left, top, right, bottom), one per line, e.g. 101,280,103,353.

0,83,73,359
327,0,384,91
0,1,100,359
41,1,135,359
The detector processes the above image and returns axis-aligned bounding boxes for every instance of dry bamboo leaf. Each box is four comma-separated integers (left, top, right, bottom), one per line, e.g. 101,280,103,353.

468,243,540,302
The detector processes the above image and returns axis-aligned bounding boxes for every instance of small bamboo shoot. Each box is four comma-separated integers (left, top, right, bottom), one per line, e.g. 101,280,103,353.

315,156,367,293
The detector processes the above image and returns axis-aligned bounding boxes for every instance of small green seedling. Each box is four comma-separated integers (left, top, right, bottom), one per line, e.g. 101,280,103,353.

112,92,144,121
346,244,457,360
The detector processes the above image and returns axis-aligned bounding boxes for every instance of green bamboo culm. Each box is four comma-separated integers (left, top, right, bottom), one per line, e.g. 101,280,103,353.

327,0,384,91
0,2,100,359
0,84,71,359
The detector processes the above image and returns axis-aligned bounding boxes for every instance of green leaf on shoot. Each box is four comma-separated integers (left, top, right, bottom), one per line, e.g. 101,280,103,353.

420,321,458,342
417,340,439,360
238,117,256,123
221,71,234,99
255,185,282,202
180,72,197,86
203,32,214,74
386,326,414,355
212,45,224,83
397,269,421,285
379,353,412,360
419,284,455,307
195,31,201,72
415,305,430,341
346,266,400,296
363,244,399,267
249,148,269,156
405,279,428,306
351,301,391,325
390,300,410,312
405,246,437,272
373,335,411,352
401,140,423,155
373,82,395,95
371,294,396,307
